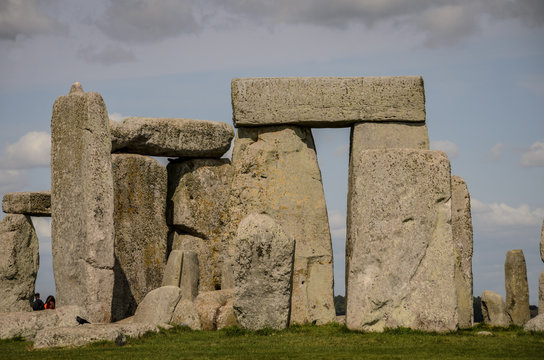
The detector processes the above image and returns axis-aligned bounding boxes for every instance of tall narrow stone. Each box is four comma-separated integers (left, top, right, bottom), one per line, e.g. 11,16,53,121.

51,82,115,323
180,251,199,301
233,214,295,330
167,159,232,290
540,219,544,262
162,250,183,287
228,126,335,325
111,154,168,321
0,214,39,313
451,175,474,328
172,233,214,292
481,290,509,327
505,249,530,326
539,270,544,313
347,149,457,332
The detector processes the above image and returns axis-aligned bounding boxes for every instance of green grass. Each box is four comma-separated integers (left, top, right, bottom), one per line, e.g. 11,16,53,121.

1,323,543,360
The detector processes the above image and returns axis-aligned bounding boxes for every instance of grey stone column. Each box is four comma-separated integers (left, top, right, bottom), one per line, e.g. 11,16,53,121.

51,82,115,323
504,249,530,326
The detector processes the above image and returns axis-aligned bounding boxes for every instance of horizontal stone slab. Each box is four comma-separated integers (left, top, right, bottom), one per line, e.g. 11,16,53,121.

232,77,425,127
2,191,51,216
111,117,234,157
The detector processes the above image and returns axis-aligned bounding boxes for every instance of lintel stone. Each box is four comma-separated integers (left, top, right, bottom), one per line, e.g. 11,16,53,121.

2,191,51,217
232,76,425,127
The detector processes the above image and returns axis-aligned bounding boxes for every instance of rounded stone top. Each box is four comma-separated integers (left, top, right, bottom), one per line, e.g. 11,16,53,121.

69,82,84,95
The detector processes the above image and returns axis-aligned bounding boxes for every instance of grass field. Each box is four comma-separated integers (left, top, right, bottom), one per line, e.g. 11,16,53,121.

1,323,543,360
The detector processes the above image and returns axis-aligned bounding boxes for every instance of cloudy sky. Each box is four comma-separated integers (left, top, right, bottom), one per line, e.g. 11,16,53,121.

1,0,543,305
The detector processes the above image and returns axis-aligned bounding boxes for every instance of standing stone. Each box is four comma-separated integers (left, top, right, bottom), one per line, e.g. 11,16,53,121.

0,214,39,313
481,290,510,327
162,250,183,287
231,77,426,127
233,214,295,330
180,251,199,301
538,271,544,314
167,159,232,290
350,122,429,151
112,154,168,321
133,286,182,325
194,289,233,331
347,149,457,332
111,117,234,157
172,233,214,292
2,191,51,216
51,82,115,323
171,299,201,330
541,219,544,262
505,249,530,326
228,126,335,325
451,175,474,328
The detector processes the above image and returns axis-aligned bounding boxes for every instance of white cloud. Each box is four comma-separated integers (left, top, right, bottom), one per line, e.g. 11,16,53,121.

487,143,503,160
31,217,51,238
0,131,50,169
0,169,28,193
0,0,66,40
471,198,544,228
430,140,459,159
520,141,544,167
77,44,136,65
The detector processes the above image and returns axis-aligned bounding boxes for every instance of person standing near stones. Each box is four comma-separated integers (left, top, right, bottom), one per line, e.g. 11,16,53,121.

32,293,44,311
44,295,56,310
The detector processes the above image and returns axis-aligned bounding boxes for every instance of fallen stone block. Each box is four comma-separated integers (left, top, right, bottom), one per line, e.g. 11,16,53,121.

33,322,158,349
231,77,425,127
0,305,87,340
171,299,201,330
228,125,335,325
194,290,233,331
347,149,457,332
133,286,182,325
524,313,544,331
505,249,530,326
111,117,233,157
481,290,509,327
112,153,168,321
233,214,295,330
2,191,51,216
217,299,237,330
0,214,38,313
51,82,115,323
451,175,474,328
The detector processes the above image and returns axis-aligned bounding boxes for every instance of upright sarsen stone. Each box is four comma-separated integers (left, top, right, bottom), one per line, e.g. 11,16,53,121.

112,154,168,321
0,214,39,313
451,175,474,328
505,249,530,326
233,214,295,330
481,290,509,327
228,126,335,325
347,149,457,332
51,82,115,323
541,219,544,263
539,270,544,313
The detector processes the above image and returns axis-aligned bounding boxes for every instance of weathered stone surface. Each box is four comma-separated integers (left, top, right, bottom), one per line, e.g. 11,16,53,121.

0,214,39,313
180,251,199,301
172,233,215,292
162,250,183,287
505,249,530,326
111,117,233,157
2,191,51,216
194,290,233,331
451,175,474,328
171,299,201,330
541,219,544,262
481,290,509,327
228,126,335,325
51,83,115,323
133,286,182,325
347,149,457,332
112,154,168,321
538,271,544,314
0,305,87,340
34,322,158,349
232,77,425,127
524,313,544,331
233,214,295,330
350,122,429,150
217,299,237,330
221,258,234,290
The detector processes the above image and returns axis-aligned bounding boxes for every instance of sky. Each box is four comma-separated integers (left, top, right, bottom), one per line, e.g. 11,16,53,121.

0,0,543,306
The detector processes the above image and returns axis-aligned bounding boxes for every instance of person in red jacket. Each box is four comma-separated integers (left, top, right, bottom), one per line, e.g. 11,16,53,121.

44,295,55,310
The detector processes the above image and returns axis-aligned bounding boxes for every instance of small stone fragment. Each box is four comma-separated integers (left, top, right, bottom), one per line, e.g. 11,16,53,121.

216,299,237,329
133,286,182,325
111,117,233,157
0,214,39,313
504,249,530,326
194,290,233,331
523,313,544,331
233,214,295,330
2,191,51,216
481,290,509,327
476,331,493,336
